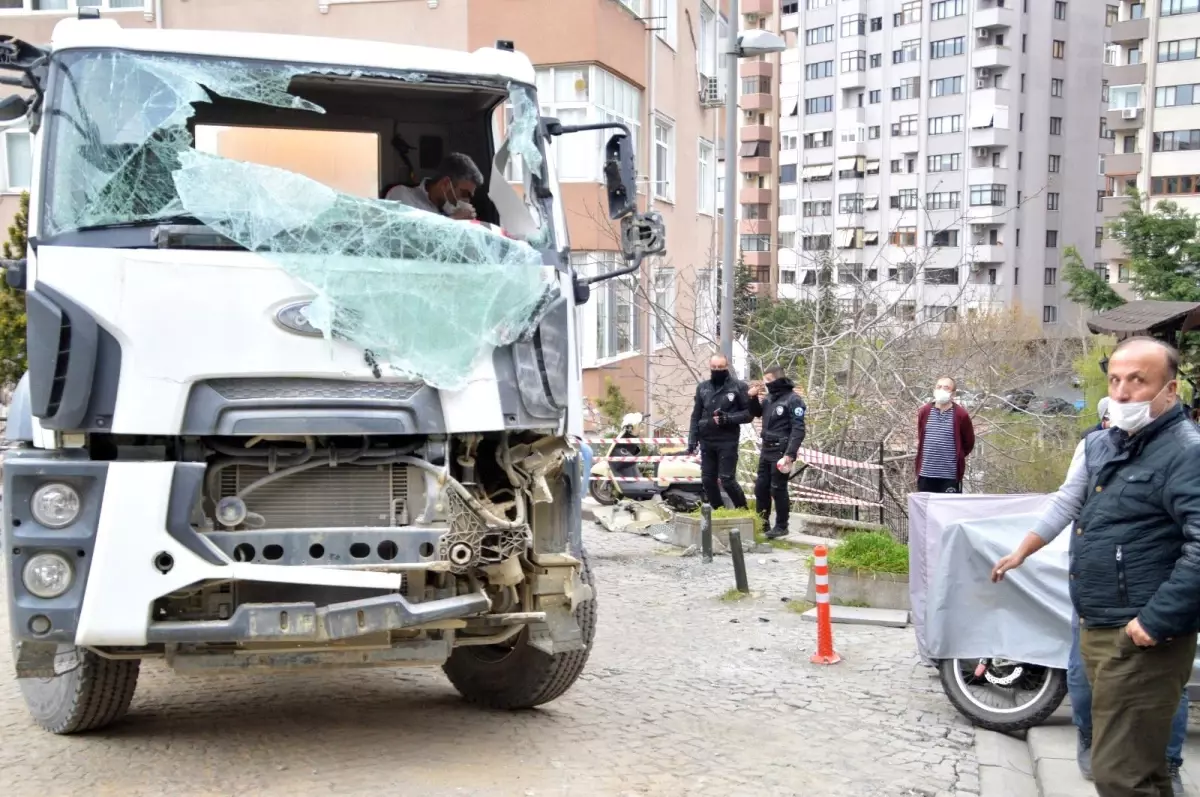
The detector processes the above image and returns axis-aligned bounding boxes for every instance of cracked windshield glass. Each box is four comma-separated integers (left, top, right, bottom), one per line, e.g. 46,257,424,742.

44,50,555,389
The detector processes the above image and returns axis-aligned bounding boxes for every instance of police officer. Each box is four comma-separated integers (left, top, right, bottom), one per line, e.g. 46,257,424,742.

686,354,751,509
749,364,806,539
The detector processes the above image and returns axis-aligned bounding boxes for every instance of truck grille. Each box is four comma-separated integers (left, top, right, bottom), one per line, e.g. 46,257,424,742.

206,378,421,402
217,463,414,529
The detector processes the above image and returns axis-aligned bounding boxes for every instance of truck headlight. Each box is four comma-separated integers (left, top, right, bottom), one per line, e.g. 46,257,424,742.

31,483,81,528
22,553,73,599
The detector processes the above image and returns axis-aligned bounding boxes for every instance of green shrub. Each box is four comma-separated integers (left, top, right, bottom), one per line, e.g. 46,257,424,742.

824,531,909,575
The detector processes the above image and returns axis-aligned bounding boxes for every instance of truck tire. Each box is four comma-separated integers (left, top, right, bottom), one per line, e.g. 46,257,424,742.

443,551,596,709
17,644,140,734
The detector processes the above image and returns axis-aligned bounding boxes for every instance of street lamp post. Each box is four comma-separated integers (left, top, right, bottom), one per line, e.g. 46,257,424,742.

718,21,788,365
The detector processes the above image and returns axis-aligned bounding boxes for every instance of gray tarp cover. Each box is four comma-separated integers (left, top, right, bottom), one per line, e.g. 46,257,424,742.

909,493,1071,669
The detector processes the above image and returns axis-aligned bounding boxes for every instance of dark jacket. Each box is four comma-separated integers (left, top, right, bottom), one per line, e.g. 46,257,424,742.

1072,402,1200,641
688,376,751,448
748,378,806,458
914,402,976,482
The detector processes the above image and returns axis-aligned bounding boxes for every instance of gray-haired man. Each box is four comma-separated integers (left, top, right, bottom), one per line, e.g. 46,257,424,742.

386,152,483,220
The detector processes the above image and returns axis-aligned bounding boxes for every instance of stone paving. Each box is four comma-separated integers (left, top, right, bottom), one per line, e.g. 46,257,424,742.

0,525,981,797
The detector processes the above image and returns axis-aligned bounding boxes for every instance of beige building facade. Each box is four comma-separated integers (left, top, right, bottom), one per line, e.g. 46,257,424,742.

0,0,728,432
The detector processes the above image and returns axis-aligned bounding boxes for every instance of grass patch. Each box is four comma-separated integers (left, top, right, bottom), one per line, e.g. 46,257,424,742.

768,537,807,551
827,531,909,575
833,598,871,608
786,600,814,614
720,587,751,602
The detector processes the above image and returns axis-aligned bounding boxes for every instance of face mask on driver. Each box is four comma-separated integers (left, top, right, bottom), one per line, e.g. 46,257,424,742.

441,183,472,217
1108,383,1171,433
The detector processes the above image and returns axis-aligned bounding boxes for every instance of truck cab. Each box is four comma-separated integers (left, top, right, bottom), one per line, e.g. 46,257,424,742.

0,17,664,733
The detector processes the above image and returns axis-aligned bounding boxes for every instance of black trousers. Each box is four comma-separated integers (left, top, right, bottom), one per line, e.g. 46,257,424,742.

755,448,790,530
699,440,746,509
917,476,960,493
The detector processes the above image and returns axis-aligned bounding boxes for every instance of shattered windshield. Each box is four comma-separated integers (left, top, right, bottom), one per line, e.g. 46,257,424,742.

42,50,557,390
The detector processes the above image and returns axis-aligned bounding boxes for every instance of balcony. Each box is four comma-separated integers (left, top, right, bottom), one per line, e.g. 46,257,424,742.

1104,152,1143,176
839,69,867,90
739,156,772,174
740,218,773,235
968,166,1010,184
1104,62,1146,86
740,125,772,142
974,4,1016,30
740,186,772,204
743,0,773,15
1110,16,1149,44
1105,106,1145,131
741,93,774,112
1101,237,1129,261
1103,194,1133,220
969,126,1009,148
743,251,772,268
967,244,1004,265
972,46,1013,71
740,60,773,79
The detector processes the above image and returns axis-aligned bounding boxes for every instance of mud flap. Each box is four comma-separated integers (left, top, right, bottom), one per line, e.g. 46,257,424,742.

527,599,583,655
526,553,592,655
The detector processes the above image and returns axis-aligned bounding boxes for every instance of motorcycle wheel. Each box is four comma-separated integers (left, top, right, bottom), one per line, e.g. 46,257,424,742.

937,658,1067,733
589,480,618,506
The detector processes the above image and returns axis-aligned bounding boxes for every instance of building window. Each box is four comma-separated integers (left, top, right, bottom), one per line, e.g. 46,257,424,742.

1156,84,1200,107
1094,263,1109,282
839,192,864,214
653,117,675,201
930,76,963,98
928,153,960,172
869,53,882,68
741,77,771,96
889,227,917,247
1149,175,1200,195
3,129,30,191
1048,154,1061,173
651,0,678,48
1052,39,1065,59
806,25,834,45
1096,226,1104,247
697,139,714,214
891,189,919,209
779,198,797,216
1044,267,1058,286
1055,2,1068,21
697,2,716,78
801,0,826,8
1097,190,1106,211
803,200,831,217
804,131,833,148
1051,78,1064,97
1046,230,1058,248
780,269,796,285
806,60,835,80
806,95,834,114
693,268,715,343
925,191,961,210
1154,129,1200,151
894,0,921,26
802,235,832,251
1106,4,1118,25
740,235,770,252
969,184,1006,206
780,164,798,183
1109,85,1143,110
841,50,867,73
893,39,921,64
1043,306,1058,324
1159,39,1200,62
1118,265,1130,282
926,269,959,286
571,251,640,362
0,0,145,9
892,77,920,101
930,37,965,59
840,13,866,37
1049,117,1063,135
928,115,963,135
869,90,881,104
651,267,676,348
778,231,796,250
529,66,641,182
1047,192,1060,211
891,114,919,136
1162,0,1200,17
927,229,960,247
868,126,881,140
931,0,965,20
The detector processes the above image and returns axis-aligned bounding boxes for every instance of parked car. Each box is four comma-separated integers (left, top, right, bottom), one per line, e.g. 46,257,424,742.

1025,397,1078,416
1000,389,1035,411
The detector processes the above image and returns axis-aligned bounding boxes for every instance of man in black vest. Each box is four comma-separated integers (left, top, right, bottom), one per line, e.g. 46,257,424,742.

686,354,750,510
749,364,806,539
992,337,1200,797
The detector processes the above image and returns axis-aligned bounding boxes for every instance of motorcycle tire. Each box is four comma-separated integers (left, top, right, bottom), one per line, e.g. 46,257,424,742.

937,658,1068,733
589,480,618,506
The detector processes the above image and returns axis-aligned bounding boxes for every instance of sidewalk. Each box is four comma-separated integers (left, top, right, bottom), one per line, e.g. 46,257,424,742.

978,704,1200,797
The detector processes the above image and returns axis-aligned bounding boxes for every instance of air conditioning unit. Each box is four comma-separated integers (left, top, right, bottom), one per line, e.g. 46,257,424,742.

700,76,724,108
975,78,988,89
971,224,988,234
975,147,990,158
1121,107,1139,120
977,28,991,40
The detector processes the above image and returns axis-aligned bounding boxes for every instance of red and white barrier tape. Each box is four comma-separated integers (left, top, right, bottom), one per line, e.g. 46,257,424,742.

587,475,881,508
597,455,699,463
584,437,688,446
584,437,881,471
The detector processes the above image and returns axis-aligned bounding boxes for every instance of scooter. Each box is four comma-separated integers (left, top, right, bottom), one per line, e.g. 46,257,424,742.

588,412,711,513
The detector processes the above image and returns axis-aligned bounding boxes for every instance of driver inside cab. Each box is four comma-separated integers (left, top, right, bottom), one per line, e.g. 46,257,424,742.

386,152,482,220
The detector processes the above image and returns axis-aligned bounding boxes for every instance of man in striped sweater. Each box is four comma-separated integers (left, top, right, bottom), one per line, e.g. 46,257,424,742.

914,376,975,493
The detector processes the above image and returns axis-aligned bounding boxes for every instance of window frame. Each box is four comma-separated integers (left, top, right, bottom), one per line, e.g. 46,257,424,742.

653,115,676,202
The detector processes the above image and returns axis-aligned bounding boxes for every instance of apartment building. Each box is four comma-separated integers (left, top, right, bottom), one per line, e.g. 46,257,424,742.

1100,0,1200,298
0,0,727,428
736,0,1107,331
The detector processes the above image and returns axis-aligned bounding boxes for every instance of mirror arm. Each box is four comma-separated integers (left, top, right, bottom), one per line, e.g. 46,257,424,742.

546,120,632,139
580,252,644,286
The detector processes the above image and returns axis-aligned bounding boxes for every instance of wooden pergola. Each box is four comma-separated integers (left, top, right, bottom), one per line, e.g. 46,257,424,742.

1086,301,1200,346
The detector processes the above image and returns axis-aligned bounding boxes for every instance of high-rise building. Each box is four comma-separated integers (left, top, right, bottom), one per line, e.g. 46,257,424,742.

737,0,1107,330
0,0,728,428
1100,0,1200,297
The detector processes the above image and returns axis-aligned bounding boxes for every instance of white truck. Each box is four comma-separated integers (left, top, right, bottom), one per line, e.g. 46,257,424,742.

0,15,663,734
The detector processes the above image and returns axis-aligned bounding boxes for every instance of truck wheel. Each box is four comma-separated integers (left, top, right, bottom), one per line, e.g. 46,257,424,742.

443,551,596,709
16,644,140,734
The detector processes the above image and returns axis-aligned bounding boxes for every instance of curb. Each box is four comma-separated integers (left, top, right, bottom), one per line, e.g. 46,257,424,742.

1026,725,1096,797
975,729,1037,797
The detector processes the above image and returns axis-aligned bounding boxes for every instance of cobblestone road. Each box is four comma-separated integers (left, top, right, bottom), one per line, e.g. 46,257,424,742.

0,526,980,797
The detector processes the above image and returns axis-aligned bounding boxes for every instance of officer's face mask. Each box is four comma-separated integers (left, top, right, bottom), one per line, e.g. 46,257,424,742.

710,369,728,384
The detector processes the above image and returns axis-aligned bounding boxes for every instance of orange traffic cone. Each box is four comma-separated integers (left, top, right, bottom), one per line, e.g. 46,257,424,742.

810,545,842,665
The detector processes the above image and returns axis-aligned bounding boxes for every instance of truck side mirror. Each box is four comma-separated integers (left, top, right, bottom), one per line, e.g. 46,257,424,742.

603,132,636,220
0,94,30,123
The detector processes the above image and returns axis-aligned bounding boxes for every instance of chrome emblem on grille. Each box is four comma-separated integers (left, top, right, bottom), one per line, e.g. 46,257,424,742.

274,301,322,337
